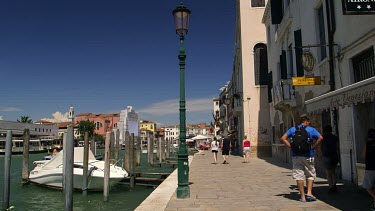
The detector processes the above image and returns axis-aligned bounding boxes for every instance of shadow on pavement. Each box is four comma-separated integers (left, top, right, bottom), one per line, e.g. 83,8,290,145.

262,157,372,210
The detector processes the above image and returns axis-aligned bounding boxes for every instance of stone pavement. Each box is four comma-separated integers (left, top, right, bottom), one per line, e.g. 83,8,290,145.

164,150,372,211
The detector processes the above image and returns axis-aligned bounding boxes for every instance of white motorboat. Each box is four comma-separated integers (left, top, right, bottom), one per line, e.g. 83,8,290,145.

29,147,128,191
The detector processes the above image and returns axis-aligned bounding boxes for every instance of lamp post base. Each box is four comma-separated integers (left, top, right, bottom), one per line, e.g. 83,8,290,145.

177,186,190,198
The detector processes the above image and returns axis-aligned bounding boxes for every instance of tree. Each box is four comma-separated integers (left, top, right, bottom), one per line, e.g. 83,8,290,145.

17,116,33,123
94,133,105,142
76,120,95,139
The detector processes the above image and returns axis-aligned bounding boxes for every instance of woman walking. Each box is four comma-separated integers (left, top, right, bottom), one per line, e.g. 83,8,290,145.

211,137,220,164
242,135,251,163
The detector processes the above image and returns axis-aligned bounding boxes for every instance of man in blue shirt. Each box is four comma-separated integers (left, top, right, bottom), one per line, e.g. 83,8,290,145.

280,116,323,202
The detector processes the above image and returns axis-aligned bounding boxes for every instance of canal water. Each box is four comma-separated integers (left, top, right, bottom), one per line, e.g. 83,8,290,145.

0,150,177,211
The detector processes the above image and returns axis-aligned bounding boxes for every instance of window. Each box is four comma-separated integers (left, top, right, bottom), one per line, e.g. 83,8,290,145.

317,6,327,61
254,43,268,85
288,44,294,78
251,0,265,7
95,122,102,128
352,47,375,83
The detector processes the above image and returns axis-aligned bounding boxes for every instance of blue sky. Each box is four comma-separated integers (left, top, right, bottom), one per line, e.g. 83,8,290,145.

0,0,235,126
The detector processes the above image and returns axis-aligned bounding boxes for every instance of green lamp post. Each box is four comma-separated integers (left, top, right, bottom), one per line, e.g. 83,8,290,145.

173,2,191,199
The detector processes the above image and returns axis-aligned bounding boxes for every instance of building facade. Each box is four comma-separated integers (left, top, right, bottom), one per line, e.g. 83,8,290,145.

263,0,375,183
75,112,120,137
223,0,271,157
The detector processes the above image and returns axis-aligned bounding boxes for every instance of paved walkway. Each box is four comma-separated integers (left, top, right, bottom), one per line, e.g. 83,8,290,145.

164,151,371,211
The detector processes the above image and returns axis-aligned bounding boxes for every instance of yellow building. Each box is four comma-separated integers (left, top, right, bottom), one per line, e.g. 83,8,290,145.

139,120,156,134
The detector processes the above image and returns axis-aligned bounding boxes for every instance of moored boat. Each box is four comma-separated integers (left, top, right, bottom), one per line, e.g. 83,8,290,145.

29,147,127,191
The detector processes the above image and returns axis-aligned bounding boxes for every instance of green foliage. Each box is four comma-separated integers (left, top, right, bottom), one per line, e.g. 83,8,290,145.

17,116,33,123
93,133,105,142
76,120,95,139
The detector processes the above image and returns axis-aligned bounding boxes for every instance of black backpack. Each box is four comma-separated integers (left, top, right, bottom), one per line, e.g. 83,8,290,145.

291,126,311,154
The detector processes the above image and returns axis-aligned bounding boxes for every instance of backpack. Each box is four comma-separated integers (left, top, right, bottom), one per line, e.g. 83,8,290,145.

291,126,311,154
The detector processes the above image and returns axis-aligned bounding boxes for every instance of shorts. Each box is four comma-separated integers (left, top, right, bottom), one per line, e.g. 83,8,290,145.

243,147,250,153
362,170,375,189
212,150,218,153
292,156,316,181
323,156,338,170
222,150,229,155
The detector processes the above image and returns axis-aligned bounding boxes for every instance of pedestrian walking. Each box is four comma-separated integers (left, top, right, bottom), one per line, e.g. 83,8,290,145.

280,116,323,202
362,128,375,211
321,125,339,193
211,137,220,164
221,137,231,164
242,135,251,163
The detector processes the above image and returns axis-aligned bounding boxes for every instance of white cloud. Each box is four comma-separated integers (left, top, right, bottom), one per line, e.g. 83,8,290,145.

0,107,23,112
138,98,213,116
0,116,3,120
41,111,69,123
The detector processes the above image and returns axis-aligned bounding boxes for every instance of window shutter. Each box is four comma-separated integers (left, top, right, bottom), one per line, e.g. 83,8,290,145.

260,47,269,85
271,0,283,24
280,51,287,79
294,29,304,76
268,71,273,103
254,48,261,85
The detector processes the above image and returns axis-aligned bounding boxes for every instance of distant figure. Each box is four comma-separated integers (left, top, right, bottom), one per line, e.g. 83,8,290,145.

321,125,339,193
242,135,251,163
221,137,231,164
280,116,323,202
362,128,375,211
53,148,57,155
211,137,220,164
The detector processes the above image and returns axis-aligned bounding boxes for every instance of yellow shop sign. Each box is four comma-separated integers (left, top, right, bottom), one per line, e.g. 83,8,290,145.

292,76,321,86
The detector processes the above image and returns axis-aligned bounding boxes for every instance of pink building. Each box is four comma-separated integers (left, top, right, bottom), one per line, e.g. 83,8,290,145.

75,113,120,137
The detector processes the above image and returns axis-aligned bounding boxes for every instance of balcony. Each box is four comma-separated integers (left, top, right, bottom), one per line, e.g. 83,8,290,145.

272,79,296,111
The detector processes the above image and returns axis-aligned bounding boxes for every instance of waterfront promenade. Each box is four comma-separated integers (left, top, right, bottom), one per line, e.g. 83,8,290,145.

137,150,371,211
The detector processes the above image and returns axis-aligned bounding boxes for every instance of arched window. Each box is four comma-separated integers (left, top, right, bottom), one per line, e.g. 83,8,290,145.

254,43,268,85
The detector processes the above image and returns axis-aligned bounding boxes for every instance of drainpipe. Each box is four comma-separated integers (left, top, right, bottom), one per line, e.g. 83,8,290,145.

325,0,336,92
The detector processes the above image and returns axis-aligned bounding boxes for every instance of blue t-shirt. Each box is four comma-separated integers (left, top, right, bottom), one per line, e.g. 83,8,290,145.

286,124,322,157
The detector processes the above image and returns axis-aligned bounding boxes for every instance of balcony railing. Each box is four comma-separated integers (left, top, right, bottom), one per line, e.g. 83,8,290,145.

272,79,296,110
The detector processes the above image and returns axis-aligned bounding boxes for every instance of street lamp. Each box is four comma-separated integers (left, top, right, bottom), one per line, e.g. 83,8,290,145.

173,2,191,199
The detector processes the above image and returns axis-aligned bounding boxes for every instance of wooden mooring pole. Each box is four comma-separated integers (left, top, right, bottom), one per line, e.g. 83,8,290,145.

90,137,96,156
114,129,120,163
124,131,130,171
22,129,30,184
103,132,111,202
156,136,160,160
158,137,162,163
110,131,115,164
82,132,89,196
161,137,166,161
64,125,74,211
147,133,153,166
166,138,170,159
136,136,141,166
129,133,135,188
3,130,12,211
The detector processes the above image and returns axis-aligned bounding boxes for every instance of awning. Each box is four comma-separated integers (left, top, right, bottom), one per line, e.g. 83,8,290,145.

305,76,375,113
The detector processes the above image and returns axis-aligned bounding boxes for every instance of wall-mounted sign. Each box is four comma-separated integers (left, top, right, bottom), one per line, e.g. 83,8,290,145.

342,0,375,15
292,76,321,86
302,50,316,73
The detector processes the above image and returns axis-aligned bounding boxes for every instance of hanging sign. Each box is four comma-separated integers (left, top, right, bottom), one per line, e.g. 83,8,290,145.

342,0,375,15
292,76,322,86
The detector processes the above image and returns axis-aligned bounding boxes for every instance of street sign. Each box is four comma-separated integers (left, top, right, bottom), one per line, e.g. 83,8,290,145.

342,0,375,15
292,76,321,86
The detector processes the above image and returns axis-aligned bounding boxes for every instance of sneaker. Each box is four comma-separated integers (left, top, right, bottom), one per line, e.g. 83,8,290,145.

222,161,226,164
